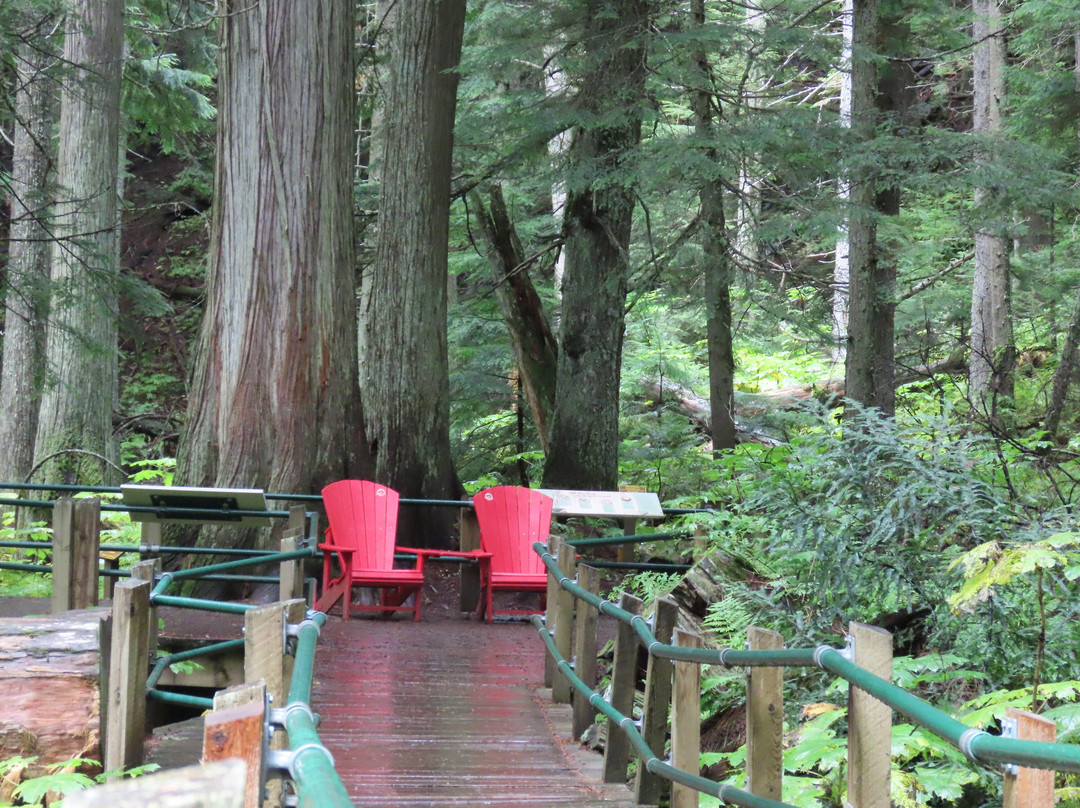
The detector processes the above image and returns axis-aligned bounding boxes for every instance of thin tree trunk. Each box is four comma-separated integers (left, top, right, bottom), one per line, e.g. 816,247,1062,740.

692,0,735,452
0,21,56,484
541,0,649,491
178,0,366,557
1042,31,1080,437
969,0,1015,416
469,184,559,454
734,0,767,273
33,0,123,486
362,0,466,547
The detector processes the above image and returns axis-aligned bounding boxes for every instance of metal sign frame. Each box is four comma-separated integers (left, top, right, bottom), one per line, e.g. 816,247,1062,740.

120,484,272,527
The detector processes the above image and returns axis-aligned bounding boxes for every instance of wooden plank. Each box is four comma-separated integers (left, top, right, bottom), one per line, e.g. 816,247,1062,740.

552,538,577,704
63,759,247,808
634,597,678,805
203,697,266,808
130,559,160,660
51,498,74,614
572,564,600,739
747,626,784,802
603,592,643,784
288,504,307,535
671,629,702,808
105,580,151,778
847,621,892,808
1003,708,1057,808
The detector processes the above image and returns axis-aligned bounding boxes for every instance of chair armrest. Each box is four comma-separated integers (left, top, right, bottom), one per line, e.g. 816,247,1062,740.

318,543,355,555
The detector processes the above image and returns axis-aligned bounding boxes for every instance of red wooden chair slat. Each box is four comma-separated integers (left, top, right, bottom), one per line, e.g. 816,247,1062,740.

315,480,426,621
473,486,553,622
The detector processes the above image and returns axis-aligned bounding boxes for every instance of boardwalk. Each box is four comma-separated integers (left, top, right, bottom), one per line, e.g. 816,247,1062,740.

315,618,639,808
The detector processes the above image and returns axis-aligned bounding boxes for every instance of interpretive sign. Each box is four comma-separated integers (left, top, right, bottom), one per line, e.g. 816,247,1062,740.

538,489,664,519
121,484,272,527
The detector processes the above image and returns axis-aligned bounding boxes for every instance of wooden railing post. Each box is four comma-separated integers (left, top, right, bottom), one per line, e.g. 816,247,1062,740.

571,564,600,739
288,504,307,536
204,681,268,808
1003,708,1057,808
634,596,678,805
279,529,305,602
603,592,643,783
671,629,703,808
104,579,151,778
747,626,784,802
847,621,892,808
51,497,100,613
130,559,161,661
139,519,163,549
62,759,247,808
544,534,563,688
552,538,577,704
245,599,306,808
459,507,481,613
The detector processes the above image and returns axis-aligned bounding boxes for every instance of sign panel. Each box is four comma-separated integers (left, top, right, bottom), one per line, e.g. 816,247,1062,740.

537,489,664,519
121,484,272,527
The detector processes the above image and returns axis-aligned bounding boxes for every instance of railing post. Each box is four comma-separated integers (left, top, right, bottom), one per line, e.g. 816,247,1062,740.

279,529,305,602
459,507,481,613
139,519,162,550
634,596,678,806
572,563,600,739
1003,707,1057,808
104,579,151,779
288,504,307,535
204,681,268,808
847,621,892,808
603,592,643,784
671,628,702,808
552,537,577,704
747,626,784,802
130,559,161,661
544,534,563,688
245,599,307,808
51,497,100,613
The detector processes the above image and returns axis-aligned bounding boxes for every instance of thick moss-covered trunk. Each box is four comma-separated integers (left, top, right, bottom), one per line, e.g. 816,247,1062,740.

541,0,648,491
177,0,367,557
33,0,123,487
360,0,467,548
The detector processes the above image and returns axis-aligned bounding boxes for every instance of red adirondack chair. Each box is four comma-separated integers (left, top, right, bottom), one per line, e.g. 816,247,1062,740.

315,480,432,621
473,486,554,622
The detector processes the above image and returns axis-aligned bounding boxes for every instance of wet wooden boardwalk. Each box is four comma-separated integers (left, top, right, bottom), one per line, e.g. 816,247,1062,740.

314,618,639,808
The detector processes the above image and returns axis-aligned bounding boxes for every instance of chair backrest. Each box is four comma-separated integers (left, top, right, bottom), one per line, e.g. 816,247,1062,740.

473,486,554,576
322,480,401,571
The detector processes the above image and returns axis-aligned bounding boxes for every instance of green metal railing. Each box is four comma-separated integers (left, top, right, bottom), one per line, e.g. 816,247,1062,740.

534,540,1080,807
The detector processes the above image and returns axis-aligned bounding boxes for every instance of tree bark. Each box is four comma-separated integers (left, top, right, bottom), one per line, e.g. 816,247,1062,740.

178,0,366,555
33,0,123,486
362,0,467,547
0,17,56,484
542,0,648,491
692,0,736,452
969,0,1015,417
469,184,559,454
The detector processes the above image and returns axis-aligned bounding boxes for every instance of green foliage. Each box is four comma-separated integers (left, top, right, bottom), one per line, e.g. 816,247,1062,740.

0,755,159,807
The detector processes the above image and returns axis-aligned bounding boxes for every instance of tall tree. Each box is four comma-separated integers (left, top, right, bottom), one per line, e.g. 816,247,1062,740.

33,0,123,486
178,0,366,552
968,0,1015,417
541,0,649,490
0,12,56,484
361,0,467,547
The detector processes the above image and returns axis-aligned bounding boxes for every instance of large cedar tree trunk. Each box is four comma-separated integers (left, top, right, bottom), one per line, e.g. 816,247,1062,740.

178,0,366,554
33,0,123,486
541,0,648,491
362,0,467,547
969,0,1015,417
0,25,55,484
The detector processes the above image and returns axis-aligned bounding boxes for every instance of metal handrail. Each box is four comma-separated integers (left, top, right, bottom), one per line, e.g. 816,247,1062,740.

534,541,1080,789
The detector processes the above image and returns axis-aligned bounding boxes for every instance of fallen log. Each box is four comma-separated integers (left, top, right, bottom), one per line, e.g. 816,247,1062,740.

0,612,104,770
